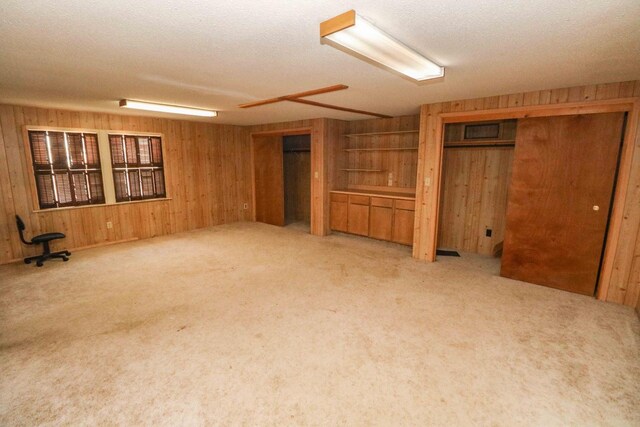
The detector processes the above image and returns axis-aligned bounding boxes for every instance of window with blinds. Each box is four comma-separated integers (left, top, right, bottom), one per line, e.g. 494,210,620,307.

109,134,166,202
28,130,105,209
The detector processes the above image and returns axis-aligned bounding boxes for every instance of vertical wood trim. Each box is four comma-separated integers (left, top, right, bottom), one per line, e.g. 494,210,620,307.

600,100,640,303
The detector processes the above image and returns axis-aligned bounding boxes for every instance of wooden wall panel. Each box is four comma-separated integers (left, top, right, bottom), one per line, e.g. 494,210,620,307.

413,80,640,307
437,147,513,255
0,105,252,265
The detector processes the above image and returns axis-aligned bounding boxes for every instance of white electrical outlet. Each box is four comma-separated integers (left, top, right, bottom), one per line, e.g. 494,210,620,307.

243,203,248,210
387,172,393,186
106,221,113,229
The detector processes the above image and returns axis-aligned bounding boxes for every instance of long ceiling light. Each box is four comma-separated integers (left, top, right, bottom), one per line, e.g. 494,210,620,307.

320,10,444,83
119,99,218,117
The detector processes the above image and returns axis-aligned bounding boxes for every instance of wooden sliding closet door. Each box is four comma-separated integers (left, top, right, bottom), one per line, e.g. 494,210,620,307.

500,113,625,295
253,136,285,226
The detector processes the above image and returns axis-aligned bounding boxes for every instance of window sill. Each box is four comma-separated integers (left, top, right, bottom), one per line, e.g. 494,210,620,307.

33,197,172,213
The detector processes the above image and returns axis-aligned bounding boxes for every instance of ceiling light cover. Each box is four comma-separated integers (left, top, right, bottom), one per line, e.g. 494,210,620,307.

320,10,444,82
119,99,217,117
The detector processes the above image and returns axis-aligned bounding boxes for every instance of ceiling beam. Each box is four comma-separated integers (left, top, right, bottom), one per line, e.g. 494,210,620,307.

238,84,349,108
238,83,390,118
285,97,392,118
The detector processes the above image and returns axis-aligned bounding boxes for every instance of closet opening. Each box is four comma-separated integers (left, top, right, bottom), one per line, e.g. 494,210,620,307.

435,112,627,297
251,130,312,235
283,134,311,232
436,119,516,263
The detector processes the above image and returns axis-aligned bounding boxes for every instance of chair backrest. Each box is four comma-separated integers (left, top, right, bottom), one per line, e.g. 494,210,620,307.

16,215,25,231
15,215,32,245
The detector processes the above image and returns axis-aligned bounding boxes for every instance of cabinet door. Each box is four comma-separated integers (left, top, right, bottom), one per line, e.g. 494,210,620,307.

392,207,415,245
348,203,370,236
369,206,393,241
330,201,348,232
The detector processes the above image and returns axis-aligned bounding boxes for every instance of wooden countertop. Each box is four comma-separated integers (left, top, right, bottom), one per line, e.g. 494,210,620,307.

330,189,416,201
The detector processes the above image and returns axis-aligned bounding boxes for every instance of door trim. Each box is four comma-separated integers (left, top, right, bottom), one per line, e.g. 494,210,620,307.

425,98,639,301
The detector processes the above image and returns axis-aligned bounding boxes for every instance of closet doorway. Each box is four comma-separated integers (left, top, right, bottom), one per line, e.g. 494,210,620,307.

436,112,626,296
283,135,311,231
252,132,312,233
437,120,516,257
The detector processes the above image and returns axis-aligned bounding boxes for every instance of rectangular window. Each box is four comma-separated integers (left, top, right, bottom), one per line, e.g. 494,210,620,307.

109,134,166,202
28,130,105,209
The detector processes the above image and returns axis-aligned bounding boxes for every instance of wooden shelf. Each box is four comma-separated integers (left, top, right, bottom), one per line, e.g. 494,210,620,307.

340,168,385,172
343,147,418,152
444,139,515,148
345,130,419,138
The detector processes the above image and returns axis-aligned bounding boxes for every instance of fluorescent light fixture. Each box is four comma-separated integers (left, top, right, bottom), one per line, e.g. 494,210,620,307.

119,99,217,117
320,10,444,83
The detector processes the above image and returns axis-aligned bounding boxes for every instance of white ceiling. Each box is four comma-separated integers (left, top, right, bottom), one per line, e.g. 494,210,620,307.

1,0,639,125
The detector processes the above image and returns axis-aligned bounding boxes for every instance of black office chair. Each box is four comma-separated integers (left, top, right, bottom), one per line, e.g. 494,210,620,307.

16,215,71,266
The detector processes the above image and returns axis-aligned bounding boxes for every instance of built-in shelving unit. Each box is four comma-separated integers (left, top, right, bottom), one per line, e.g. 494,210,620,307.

444,139,515,148
343,147,418,152
345,130,419,138
336,117,421,193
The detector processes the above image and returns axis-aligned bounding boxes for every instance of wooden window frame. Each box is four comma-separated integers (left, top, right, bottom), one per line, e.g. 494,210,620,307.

22,126,169,212
108,133,166,203
25,129,105,209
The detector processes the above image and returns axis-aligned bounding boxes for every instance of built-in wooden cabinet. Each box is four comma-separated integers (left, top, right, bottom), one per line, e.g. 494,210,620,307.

392,200,415,245
330,190,415,246
369,197,393,240
329,193,348,232
347,195,370,236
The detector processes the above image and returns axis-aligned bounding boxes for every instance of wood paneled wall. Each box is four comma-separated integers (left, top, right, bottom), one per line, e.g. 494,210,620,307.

413,80,640,307
341,115,419,192
438,147,513,255
0,105,252,264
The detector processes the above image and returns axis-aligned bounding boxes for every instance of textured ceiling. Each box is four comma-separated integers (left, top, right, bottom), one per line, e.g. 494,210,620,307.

0,0,639,125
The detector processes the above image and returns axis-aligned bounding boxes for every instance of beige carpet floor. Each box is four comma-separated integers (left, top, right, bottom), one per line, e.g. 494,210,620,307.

1,222,639,426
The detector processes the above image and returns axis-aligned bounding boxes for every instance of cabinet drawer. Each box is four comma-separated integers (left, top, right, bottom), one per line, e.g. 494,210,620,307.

331,193,348,203
394,199,415,211
371,197,393,208
349,195,370,206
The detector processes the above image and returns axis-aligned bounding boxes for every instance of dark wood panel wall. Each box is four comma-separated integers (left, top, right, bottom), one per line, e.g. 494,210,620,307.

0,105,253,264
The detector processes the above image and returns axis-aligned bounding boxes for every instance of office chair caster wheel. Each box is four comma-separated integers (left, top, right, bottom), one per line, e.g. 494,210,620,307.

36,261,43,267
65,251,71,256
62,256,69,262
24,259,31,264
